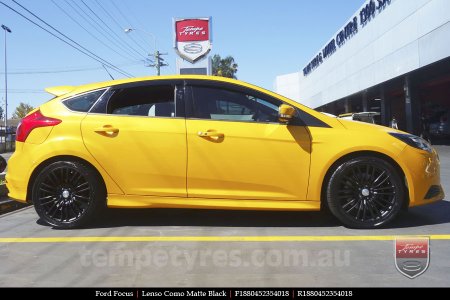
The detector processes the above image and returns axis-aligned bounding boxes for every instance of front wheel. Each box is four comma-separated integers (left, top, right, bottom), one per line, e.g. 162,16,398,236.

32,161,105,229
326,156,405,229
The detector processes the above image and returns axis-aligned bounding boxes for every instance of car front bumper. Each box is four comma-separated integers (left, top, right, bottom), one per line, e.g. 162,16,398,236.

400,145,445,207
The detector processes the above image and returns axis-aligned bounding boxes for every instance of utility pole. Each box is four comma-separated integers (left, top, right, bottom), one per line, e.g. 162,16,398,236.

124,28,167,76
1,25,11,131
149,51,168,76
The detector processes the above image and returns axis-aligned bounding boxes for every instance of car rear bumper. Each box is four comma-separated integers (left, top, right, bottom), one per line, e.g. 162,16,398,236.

5,142,31,203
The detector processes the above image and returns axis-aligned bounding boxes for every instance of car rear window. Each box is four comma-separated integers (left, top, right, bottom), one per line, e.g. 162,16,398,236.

63,89,106,112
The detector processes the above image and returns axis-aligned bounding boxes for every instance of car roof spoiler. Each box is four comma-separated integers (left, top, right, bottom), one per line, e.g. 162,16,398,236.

45,86,76,97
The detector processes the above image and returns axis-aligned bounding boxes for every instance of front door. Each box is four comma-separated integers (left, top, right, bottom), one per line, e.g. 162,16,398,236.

186,84,311,200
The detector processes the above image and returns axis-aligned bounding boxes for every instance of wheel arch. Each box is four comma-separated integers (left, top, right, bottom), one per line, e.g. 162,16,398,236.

26,155,107,203
320,150,409,210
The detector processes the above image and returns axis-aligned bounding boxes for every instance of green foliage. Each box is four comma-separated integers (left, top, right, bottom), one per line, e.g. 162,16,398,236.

212,54,238,79
12,102,34,119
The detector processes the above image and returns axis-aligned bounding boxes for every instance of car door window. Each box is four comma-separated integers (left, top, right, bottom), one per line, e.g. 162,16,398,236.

191,86,281,123
107,85,176,117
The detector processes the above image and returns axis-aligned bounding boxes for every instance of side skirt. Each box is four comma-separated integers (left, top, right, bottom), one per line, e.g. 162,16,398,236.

107,194,321,211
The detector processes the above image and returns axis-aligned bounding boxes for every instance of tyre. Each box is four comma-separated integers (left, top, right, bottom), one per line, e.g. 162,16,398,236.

326,156,404,229
32,161,105,229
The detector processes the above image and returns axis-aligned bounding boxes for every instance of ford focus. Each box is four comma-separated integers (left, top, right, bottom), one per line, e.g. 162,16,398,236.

6,75,444,229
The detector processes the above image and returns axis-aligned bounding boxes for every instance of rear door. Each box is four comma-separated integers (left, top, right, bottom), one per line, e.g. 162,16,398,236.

81,81,187,197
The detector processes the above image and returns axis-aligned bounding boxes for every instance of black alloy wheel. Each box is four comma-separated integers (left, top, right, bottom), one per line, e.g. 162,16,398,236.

326,156,404,229
32,161,105,228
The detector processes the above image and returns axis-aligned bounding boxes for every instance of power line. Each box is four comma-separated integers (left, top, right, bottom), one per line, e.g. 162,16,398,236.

110,0,157,50
102,64,115,80
63,0,142,61
69,0,146,59
0,89,46,94
4,0,134,78
4,0,133,77
51,0,138,62
116,0,153,45
62,0,141,61
92,0,153,53
96,0,152,50
0,62,143,75
110,0,138,30
80,0,149,55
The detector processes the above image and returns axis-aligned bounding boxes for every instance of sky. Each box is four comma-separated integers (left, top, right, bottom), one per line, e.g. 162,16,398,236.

0,0,364,117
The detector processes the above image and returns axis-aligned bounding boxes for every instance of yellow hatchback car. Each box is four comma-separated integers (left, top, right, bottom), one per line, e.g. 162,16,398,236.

7,75,444,229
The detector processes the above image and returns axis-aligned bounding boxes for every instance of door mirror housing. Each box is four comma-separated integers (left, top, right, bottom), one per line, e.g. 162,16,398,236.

278,104,296,123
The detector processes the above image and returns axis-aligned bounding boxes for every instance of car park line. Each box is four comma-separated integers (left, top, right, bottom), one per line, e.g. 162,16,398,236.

0,234,449,243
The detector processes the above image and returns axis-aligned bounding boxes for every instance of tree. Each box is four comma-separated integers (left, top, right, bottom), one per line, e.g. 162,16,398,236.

12,102,34,119
0,106,3,122
212,54,238,79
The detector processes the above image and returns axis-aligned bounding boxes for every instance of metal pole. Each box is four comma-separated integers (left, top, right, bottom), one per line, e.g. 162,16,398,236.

2,25,11,152
155,51,160,76
4,29,7,131
404,75,413,134
1,25,11,134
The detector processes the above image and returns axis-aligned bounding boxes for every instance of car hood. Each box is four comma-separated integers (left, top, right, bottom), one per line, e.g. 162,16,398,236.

337,118,406,135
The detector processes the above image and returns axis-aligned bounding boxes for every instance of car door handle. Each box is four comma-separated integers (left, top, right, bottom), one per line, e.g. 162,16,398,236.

197,130,224,138
95,125,119,134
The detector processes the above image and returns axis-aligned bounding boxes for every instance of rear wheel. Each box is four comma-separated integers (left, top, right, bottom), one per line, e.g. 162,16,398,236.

326,156,404,229
32,161,105,229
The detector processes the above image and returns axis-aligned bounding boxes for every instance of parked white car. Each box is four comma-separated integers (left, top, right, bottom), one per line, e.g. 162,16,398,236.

338,112,380,124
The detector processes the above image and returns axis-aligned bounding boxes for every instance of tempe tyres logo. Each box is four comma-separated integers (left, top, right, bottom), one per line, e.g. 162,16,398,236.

395,237,430,279
174,18,212,63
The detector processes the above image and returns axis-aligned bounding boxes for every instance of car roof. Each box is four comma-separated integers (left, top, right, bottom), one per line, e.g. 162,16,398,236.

46,75,258,98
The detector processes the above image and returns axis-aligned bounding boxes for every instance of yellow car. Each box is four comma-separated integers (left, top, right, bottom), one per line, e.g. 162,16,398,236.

7,75,444,229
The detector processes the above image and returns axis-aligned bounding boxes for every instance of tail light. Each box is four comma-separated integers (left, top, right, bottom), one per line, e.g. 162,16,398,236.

16,110,61,142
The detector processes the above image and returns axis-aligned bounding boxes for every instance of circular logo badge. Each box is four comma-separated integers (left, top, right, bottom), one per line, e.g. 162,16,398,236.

183,43,203,54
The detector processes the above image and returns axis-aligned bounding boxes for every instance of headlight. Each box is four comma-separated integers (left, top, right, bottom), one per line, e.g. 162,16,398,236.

389,133,432,152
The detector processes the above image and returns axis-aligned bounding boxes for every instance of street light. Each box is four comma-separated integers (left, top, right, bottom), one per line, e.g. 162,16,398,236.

124,28,157,51
1,24,11,132
124,28,167,76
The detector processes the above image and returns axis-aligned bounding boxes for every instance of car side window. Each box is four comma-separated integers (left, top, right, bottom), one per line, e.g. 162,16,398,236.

63,89,106,112
191,86,281,123
107,85,175,117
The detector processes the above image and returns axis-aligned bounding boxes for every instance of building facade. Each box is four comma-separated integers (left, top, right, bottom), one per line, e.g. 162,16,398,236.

275,0,450,142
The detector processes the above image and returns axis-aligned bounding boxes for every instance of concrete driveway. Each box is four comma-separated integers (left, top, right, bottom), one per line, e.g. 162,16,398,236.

0,147,449,287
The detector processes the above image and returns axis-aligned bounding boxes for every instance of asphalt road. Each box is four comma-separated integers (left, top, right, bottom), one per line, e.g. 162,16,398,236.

0,147,449,287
